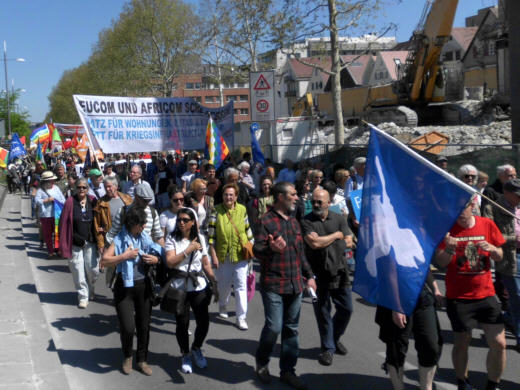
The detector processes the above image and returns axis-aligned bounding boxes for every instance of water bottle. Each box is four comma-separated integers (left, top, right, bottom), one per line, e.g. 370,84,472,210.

307,286,318,303
345,249,355,273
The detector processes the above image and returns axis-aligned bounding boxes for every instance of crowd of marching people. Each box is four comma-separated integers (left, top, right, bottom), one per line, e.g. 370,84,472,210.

5,147,520,390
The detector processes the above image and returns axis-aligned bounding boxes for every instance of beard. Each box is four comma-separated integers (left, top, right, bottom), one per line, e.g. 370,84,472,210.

312,207,325,217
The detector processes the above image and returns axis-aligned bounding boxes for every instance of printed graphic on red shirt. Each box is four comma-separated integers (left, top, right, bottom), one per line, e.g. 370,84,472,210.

442,217,505,300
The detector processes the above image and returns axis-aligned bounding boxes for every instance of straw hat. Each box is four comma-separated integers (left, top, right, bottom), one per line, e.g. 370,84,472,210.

40,171,57,181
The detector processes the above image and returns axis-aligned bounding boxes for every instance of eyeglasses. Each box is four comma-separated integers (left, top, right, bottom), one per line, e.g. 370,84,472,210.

178,217,192,224
464,174,476,179
77,186,88,190
172,197,184,203
311,200,323,205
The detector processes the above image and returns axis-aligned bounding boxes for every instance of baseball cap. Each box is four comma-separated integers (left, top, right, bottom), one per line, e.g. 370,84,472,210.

89,168,102,177
436,155,448,162
188,160,198,165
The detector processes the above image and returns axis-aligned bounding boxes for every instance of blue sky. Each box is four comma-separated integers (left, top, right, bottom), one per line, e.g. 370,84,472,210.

0,0,497,123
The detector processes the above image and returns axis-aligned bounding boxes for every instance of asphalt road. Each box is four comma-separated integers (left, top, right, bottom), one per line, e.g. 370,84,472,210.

15,194,520,389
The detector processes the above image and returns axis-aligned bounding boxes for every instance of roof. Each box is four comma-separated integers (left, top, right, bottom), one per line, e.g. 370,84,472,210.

378,51,409,80
289,57,331,79
340,55,373,85
451,27,478,52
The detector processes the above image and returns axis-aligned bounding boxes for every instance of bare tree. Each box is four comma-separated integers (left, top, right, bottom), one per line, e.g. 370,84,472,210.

271,0,397,146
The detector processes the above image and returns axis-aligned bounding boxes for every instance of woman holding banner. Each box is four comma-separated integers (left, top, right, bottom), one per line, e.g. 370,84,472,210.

35,171,66,258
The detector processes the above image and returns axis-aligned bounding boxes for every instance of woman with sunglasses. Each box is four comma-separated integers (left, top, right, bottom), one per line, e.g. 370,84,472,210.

160,185,185,237
59,178,99,308
101,207,161,376
165,207,217,374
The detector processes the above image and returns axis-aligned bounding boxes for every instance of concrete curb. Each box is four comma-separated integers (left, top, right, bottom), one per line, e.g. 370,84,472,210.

0,191,71,390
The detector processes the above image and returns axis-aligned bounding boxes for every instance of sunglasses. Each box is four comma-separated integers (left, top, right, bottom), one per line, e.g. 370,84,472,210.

172,197,184,203
77,186,88,190
311,200,323,205
178,217,192,224
464,174,476,179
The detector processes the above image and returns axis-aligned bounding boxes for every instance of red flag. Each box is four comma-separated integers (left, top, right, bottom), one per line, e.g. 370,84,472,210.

71,130,79,148
20,136,26,145
62,140,72,149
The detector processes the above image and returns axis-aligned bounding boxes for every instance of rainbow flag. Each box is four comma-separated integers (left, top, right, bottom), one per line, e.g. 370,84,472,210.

205,115,229,170
35,141,46,169
30,124,50,147
0,147,9,168
53,200,64,249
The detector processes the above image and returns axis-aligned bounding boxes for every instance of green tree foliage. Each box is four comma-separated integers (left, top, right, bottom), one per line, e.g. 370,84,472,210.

0,90,31,138
47,0,200,122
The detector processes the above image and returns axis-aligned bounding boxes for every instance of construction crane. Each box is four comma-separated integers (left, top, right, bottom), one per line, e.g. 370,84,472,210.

317,0,460,126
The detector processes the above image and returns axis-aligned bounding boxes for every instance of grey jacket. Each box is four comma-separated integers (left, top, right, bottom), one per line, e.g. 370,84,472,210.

482,194,517,276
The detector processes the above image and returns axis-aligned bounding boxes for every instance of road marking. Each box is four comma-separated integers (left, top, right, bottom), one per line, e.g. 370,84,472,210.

376,352,457,390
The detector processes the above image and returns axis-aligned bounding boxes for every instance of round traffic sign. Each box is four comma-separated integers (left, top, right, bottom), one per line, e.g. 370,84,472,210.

256,99,269,112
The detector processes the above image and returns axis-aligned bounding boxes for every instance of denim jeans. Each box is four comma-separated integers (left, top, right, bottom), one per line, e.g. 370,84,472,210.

313,283,353,353
500,254,520,344
256,290,302,374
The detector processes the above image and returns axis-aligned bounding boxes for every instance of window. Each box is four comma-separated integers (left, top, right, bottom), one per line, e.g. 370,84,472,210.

239,95,248,101
456,50,461,60
319,81,323,89
444,51,454,61
237,82,246,88
195,83,201,90
240,108,248,115
226,95,236,102
194,96,202,103
186,82,194,89
233,109,239,115
205,96,214,103
488,42,496,56
311,82,315,90
282,127,293,138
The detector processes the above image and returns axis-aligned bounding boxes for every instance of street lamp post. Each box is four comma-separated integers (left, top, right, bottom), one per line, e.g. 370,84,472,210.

2,41,25,137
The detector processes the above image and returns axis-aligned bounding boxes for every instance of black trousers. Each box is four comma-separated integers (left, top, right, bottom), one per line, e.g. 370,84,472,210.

376,288,442,368
175,287,212,355
114,277,152,362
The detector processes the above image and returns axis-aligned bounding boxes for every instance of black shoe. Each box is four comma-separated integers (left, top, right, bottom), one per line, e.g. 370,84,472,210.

318,350,333,366
280,371,307,390
335,341,348,355
256,364,271,384
457,378,476,390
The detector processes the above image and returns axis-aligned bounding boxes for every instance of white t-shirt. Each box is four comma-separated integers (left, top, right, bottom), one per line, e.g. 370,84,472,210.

181,172,195,190
164,234,208,292
160,209,177,236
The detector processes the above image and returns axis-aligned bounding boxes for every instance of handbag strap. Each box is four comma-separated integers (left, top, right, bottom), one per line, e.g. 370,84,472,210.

157,250,195,298
226,210,246,247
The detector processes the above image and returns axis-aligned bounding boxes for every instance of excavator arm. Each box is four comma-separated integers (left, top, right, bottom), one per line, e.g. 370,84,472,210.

405,0,459,103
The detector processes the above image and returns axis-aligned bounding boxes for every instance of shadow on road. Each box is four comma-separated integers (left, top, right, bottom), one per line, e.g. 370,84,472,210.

37,265,70,273
51,313,118,336
436,368,518,390
55,346,121,374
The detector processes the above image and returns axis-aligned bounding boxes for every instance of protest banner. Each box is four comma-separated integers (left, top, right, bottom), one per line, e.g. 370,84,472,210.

73,95,234,154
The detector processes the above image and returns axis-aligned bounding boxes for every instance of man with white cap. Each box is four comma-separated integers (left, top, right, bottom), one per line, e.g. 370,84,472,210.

181,159,198,193
106,182,164,247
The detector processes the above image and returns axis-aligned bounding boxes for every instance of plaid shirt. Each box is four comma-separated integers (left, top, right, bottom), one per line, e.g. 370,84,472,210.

253,209,314,295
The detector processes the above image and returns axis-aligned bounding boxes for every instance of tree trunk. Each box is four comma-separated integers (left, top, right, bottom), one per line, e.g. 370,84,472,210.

328,0,344,146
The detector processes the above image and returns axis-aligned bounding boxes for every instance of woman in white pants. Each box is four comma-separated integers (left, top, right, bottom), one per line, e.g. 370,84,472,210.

208,183,254,330
59,178,99,308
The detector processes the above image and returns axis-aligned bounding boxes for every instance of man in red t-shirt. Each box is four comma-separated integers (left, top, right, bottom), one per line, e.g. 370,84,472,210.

435,198,506,390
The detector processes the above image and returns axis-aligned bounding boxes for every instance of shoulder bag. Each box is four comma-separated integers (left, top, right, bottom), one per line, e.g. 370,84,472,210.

159,251,194,316
226,210,254,260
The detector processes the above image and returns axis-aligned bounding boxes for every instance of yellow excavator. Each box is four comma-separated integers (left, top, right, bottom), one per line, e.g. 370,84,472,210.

317,0,460,126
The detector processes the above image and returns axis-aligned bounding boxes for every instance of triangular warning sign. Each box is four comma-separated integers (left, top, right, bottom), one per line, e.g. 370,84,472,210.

254,74,271,90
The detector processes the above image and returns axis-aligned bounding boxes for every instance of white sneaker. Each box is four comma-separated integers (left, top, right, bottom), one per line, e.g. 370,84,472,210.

236,318,248,330
181,354,192,374
218,306,228,319
78,300,88,309
192,348,207,369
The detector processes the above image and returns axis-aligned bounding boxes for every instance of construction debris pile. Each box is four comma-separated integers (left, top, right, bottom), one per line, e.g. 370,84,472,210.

321,100,512,154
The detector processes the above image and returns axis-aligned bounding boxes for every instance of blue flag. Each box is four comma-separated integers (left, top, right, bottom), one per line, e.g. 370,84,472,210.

353,125,474,315
250,123,265,165
8,133,27,162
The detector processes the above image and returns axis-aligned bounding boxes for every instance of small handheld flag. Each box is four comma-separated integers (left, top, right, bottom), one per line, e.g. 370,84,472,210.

250,123,265,165
9,133,27,162
205,114,229,170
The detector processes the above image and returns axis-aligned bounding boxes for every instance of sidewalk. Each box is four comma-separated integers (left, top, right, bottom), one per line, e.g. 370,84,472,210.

0,188,70,390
